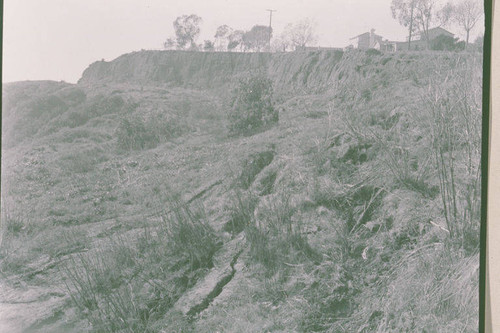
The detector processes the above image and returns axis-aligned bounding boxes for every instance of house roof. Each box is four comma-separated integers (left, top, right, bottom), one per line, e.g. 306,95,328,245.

349,31,383,40
429,27,454,35
407,27,455,41
419,26,454,36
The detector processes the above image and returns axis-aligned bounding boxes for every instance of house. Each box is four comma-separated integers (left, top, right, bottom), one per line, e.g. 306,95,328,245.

404,27,455,50
413,27,454,42
350,29,399,52
350,29,384,50
349,26,456,52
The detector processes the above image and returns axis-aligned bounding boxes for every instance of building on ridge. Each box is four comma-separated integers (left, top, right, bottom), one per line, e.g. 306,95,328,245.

350,29,399,52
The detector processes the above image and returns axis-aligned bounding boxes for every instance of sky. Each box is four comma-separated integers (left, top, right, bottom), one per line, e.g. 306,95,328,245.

3,0,485,83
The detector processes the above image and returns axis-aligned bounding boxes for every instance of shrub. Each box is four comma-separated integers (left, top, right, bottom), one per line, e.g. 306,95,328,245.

116,114,187,151
430,35,464,51
224,190,258,235
366,48,382,56
116,117,158,151
246,192,318,272
2,210,28,236
335,51,481,252
161,199,221,270
227,75,278,135
423,58,481,250
0,207,32,269
473,36,484,52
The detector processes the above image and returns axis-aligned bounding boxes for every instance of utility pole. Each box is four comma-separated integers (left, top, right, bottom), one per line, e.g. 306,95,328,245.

408,1,415,51
266,9,277,51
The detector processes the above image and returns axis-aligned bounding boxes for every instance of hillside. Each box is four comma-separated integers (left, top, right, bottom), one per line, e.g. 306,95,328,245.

1,49,482,332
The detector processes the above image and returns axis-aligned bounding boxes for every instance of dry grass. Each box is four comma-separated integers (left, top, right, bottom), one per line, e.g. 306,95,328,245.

241,190,319,274
345,246,479,333
1,51,481,332
61,197,219,332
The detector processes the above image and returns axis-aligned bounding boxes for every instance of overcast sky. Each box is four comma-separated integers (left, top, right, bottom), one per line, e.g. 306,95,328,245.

3,0,485,83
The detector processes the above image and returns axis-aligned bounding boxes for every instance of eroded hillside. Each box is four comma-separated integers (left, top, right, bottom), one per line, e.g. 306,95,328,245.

1,50,481,332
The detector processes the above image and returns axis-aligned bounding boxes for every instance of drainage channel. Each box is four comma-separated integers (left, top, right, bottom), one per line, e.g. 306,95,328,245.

186,249,243,317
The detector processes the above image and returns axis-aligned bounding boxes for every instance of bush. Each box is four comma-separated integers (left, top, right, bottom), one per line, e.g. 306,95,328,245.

116,114,187,151
224,190,258,235
366,48,382,56
246,192,318,272
423,58,481,250
116,117,159,151
473,36,484,52
430,35,464,51
227,75,278,135
162,199,221,270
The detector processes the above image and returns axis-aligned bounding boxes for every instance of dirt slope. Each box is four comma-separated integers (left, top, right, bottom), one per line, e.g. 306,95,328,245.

1,49,481,332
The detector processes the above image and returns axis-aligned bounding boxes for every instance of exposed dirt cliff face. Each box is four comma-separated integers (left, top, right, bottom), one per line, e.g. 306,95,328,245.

78,50,344,93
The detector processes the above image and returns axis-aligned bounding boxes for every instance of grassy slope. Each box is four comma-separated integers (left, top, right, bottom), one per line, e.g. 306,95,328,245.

1,50,481,332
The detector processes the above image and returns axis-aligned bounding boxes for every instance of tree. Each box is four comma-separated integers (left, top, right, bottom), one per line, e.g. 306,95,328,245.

391,0,453,50
214,25,233,51
391,0,418,50
412,0,453,49
437,2,454,27
228,30,245,52
228,75,277,135
173,14,202,50
271,36,291,52
203,40,215,52
163,38,176,50
282,18,318,50
453,0,483,47
243,25,272,52
413,0,437,48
